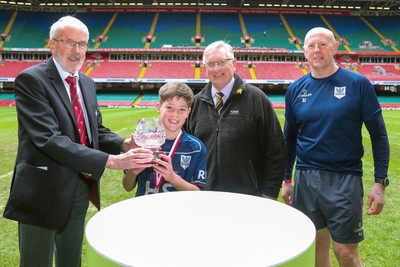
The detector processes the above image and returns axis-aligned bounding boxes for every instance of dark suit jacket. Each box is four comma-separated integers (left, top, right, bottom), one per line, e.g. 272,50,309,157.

3,57,124,229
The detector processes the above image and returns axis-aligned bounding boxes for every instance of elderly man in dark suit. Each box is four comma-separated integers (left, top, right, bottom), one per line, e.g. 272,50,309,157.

3,16,153,267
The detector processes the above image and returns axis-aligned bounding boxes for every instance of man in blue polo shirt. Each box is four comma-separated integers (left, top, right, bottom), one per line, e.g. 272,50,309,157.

282,27,390,267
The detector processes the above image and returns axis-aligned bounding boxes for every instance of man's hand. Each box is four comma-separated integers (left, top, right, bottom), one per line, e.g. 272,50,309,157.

120,133,140,152
106,148,153,170
281,183,294,205
366,183,386,215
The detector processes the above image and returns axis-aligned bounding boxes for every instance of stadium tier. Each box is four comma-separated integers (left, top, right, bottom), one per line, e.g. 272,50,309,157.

87,61,143,78
357,64,400,81
365,16,400,48
235,63,253,79
242,13,293,50
1,11,61,48
253,62,306,80
2,92,400,109
1,10,399,51
135,93,159,108
150,13,197,48
0,61,37,78
1,60,398,84
142,61,196,79
96,92,139,107
0,9,399,93
0,92,15,106
200,13,244,48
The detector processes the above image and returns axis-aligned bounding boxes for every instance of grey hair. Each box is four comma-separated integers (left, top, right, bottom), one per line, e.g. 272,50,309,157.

49,15,89,40
202,40,234,65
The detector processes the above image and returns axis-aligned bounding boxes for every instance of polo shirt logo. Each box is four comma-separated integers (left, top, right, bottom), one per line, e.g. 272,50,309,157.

299,90,312,103
334,86,346,99
180,155,191,170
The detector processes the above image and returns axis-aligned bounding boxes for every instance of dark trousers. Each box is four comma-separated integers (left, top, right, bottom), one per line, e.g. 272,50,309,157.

18,178,89,267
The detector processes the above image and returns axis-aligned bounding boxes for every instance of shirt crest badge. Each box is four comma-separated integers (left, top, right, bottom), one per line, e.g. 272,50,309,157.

334,86,346,99
180,155,191,170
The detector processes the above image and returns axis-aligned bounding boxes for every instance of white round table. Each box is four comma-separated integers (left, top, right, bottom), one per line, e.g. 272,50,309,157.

86,191,315,267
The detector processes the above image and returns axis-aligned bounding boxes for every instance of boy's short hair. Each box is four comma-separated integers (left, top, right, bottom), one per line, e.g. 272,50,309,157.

158,82,194,107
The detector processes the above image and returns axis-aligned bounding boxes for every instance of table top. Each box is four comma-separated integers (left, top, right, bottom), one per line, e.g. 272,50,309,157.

86,191,315,267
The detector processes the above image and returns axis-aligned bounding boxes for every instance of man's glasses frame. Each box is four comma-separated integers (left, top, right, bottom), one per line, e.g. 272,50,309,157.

53,38,89,50
204,58,234,68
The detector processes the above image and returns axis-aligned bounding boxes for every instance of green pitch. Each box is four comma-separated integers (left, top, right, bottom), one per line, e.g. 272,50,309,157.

0,107,399,266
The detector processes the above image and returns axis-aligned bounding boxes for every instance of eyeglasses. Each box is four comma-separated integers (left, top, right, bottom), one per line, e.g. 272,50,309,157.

53,38,89,50
204,58,233,68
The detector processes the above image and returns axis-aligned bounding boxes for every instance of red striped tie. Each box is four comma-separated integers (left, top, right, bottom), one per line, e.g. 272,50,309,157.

65,76,99,208
65,76,88,146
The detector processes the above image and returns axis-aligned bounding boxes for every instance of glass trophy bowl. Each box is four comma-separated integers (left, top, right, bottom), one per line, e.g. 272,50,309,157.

133,118,166,159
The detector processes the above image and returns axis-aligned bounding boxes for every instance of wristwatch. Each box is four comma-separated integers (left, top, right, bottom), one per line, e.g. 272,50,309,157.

375,177,389,187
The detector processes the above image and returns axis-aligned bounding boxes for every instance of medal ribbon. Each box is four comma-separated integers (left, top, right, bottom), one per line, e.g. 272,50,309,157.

153,131,183,188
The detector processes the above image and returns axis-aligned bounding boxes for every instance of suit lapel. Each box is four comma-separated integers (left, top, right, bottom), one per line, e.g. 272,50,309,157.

46,57,77,123
46,58,98,147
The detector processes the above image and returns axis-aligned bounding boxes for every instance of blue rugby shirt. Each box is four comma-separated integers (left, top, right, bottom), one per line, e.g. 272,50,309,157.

284,67,389,180
135,131,207,196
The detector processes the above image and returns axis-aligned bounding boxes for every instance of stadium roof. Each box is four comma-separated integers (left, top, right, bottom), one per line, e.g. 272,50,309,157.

0,0,399,15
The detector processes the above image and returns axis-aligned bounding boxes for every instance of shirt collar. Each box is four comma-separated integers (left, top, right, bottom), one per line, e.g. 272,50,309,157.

212,77,235,100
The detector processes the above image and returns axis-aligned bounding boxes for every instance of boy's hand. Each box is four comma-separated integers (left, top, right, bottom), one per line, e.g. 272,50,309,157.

153,153,177,183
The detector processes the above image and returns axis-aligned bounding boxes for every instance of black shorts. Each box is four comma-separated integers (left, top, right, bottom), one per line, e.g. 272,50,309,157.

292,169,364,244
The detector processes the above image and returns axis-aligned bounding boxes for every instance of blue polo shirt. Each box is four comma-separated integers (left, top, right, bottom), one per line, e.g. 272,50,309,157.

284,67,389,179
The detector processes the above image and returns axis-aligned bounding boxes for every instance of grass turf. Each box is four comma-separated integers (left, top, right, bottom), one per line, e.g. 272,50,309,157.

0,107,399,267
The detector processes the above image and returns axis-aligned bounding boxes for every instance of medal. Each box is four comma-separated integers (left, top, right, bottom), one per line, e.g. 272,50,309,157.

153,131,183,188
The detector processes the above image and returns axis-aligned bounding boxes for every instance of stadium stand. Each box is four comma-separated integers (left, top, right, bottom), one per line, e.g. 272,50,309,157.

254,62,305,81
266,94,286,109
0,8,398,107
364,16,400,51
135,93,159,108
2,11,61,48
151,13,197,48
0,10,13,37
87,61,143,78
198,63,207,79
94,12,154,48
232,62,252,79
200,13,244,48
96,92,139,107
0,61,37,78
76,13,116,48
3,92,399,109
143,61,196,79
0,92,15,106
378,95,400,109
283,15,325,45
1,57,397,84
242,13,294,49
322,15,389,52
358,64,400,81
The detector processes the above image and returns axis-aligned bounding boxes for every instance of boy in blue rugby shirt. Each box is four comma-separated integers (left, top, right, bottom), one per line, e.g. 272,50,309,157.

123,82,207,196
